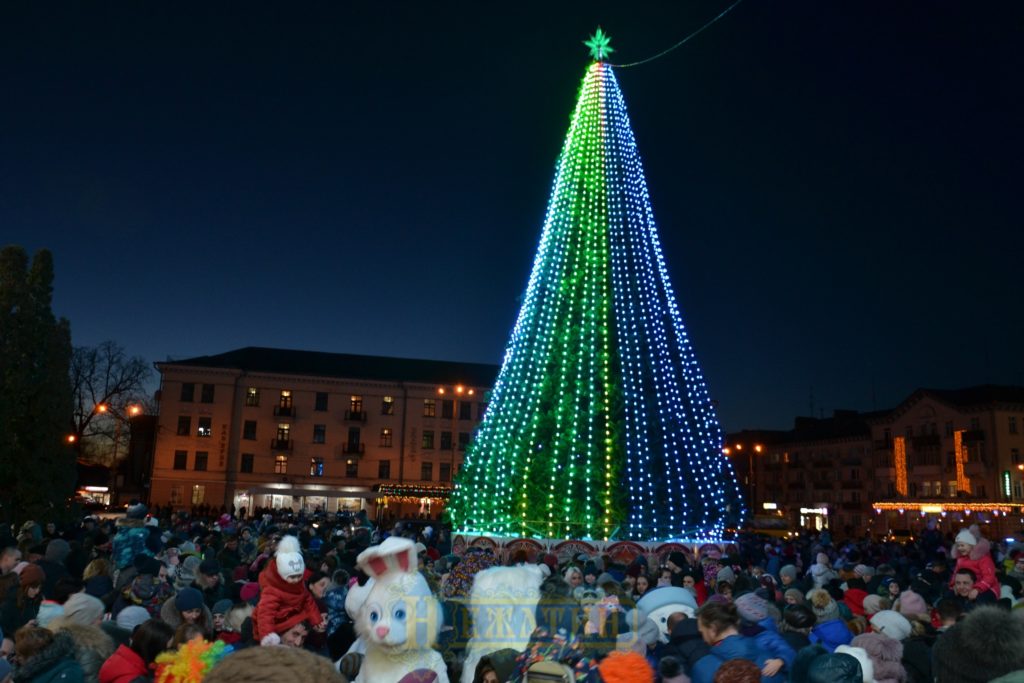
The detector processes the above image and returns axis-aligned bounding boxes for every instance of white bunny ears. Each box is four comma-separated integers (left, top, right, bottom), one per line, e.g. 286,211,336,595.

356,536,419,579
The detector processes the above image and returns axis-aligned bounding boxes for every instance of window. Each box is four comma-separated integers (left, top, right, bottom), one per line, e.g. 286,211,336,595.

350,395,363,412
458,432,470,451
921,481,931,496
200,383,215,403
459,401,472,420
242,420,257,440
180,383,195,402
313,424,326,444
850,468,860,480
277,423,291,441
310,457,324,477
909,482,917,497
948,480,958,497
245,387,260,406
477,402,488,420
945,421,954,437
1011,417,1019,434
441,399,454,419
380,427,393,447
378,460,391,478
421,462,433,481
275,455,288,474
240,453,254,473
346,460,359,478
439,462,451,482
422,430,435,449
177,416,191,436
169,486,182,506
1013,448,1021,464
191,485,205,505
315,392,329,411
440,431,453,450
382,396,395,415
173,450,187,470
194,451,208,471
1015,482,1024,500
347,427,361,449
423,399,436,417
279,390,293,408
197,417,212,438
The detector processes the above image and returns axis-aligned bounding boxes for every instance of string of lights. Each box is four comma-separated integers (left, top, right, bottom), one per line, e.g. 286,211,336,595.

447,56,741,541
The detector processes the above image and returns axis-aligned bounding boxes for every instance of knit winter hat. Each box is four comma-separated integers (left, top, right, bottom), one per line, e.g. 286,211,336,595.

597,650,654,683
239,582,260,605
955,529,978,546
734,592,770,623
212,599,233,616
175,587,204,613
870,610,912,641
116,605,151,632
62,592,105,625
784,588,805,604
809,589,839,621
853,564,874,580
275,535,305,579
18,563,46,587
780,565,798,581
716,566,736,585
861,594,886,616
126,503,148,520
896,589,928,618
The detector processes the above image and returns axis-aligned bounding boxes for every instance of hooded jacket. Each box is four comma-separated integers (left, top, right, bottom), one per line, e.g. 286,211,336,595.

12,630,85,683
951,537,1000,599
251,557,322,639
98,644,149,683
808,618,854,652
47,622,115,683
690,634,780,683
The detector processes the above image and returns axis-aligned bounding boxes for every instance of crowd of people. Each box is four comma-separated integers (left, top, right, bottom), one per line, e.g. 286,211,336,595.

0,503,1023,683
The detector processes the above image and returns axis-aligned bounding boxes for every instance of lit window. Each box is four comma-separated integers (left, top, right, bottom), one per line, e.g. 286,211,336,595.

310,458,324,477
382,396,395,415
350,395,363,412
245,387,260,406
380,427,393,447
423,399,436,417
280,390,293,408
275,455,288,474
191,485,205,505
422,430,435,449
197,417,212,438
346,460,358,478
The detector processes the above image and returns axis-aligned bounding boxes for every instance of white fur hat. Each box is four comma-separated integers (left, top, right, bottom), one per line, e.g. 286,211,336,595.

955,529,978,546
275,535,305,578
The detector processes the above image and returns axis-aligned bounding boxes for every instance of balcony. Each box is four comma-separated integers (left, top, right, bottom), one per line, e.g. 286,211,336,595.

344,410,367,422
273,405,294,418
271,438,293,451
339,442,366,456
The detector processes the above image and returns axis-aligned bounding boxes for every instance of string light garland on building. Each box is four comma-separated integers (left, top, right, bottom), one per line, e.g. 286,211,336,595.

447,32,742,541
953,429,971,494
893,436,908,496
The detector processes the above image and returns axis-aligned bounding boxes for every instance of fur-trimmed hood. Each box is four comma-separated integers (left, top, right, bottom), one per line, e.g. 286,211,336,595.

12,630,82,683
851,632,906,683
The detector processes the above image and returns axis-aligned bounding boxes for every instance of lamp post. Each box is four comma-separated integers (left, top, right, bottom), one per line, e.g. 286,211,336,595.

436,384,474,488
96,402,142,506
724,441,763,513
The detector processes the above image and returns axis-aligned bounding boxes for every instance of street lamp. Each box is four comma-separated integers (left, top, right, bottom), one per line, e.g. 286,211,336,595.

95,402,142,505
724,441,763,512
437,385,475,486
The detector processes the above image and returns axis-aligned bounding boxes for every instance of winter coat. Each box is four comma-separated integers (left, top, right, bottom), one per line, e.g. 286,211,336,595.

157,597,213,633
809,563,838,588
665,618,710,674
749,623,796,670
98,645,148,683
900,636,933,683
808,618,854,652
851,631,907,683
111,520,150,571
251,559,322,640
2,585,41,635
951,539,1000,599
691,633,781,683
12,630,85,683
49,623,115,683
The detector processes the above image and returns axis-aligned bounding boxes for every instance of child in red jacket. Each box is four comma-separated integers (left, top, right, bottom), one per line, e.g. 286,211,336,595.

950,527,999,600
252,535,323,645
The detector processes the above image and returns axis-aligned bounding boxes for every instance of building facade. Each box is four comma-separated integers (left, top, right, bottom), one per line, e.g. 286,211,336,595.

149,347,498,520
731,385,1024,539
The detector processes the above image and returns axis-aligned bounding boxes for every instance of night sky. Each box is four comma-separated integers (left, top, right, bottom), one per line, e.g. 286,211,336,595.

3,2,1022,431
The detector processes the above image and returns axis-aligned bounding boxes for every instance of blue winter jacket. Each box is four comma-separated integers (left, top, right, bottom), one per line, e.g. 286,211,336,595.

690,634,782,683
808,617,854,652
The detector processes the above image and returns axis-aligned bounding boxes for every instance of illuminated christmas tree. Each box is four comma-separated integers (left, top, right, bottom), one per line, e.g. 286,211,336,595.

449,31,743,541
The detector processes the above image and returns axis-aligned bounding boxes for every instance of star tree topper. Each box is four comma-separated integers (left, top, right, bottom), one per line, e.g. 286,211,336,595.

584,27,614,61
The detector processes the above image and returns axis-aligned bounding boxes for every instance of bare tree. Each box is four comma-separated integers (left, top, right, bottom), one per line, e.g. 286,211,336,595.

70,341,153,465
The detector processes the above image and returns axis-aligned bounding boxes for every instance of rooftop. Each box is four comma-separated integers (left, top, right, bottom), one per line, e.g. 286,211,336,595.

157,346,500,387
